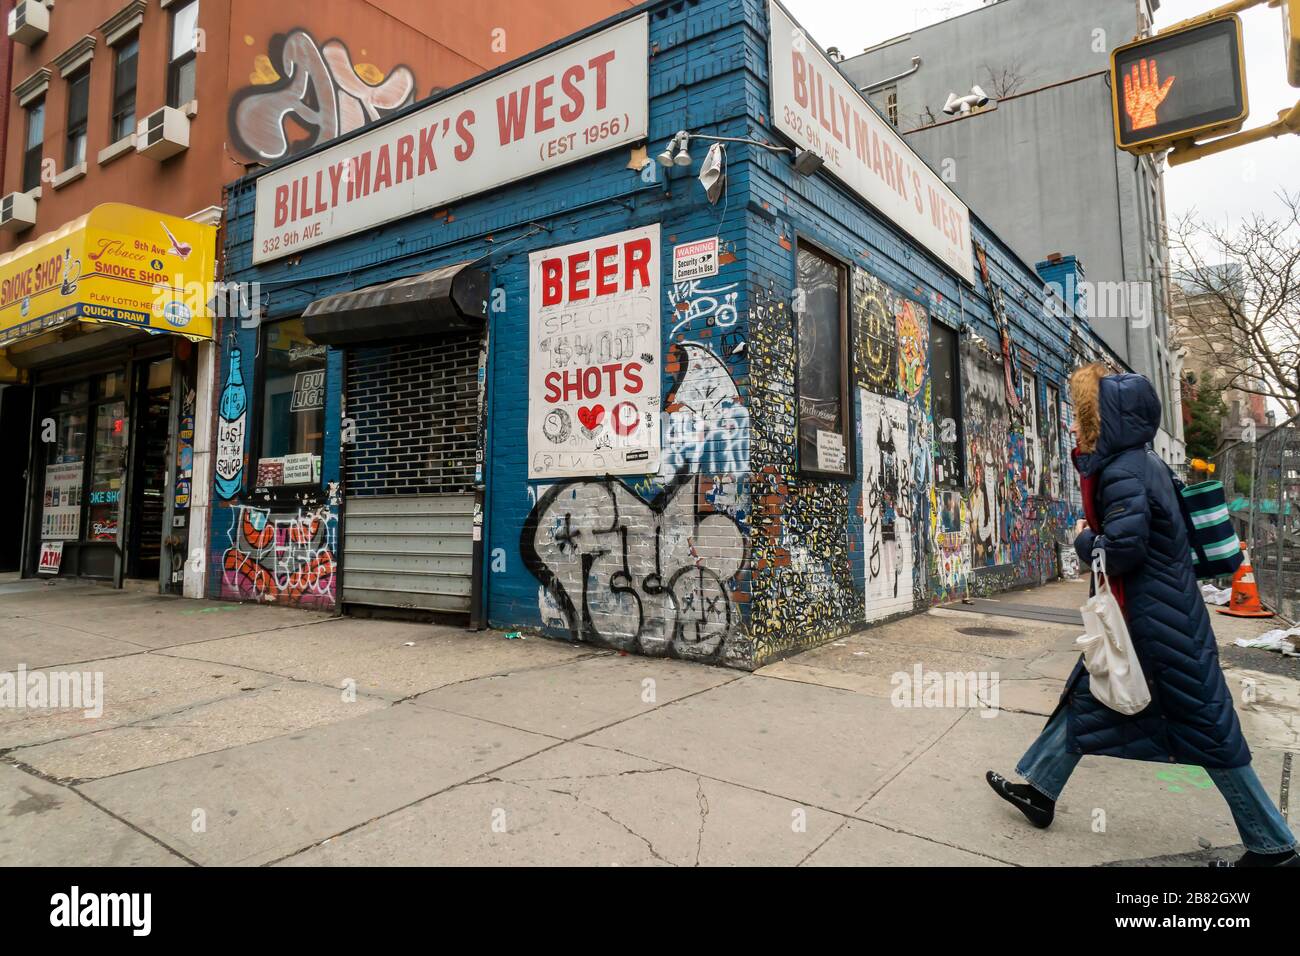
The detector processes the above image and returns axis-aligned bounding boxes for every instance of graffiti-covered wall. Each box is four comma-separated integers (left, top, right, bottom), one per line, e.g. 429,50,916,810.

215,0,1093,664
208,338,343,610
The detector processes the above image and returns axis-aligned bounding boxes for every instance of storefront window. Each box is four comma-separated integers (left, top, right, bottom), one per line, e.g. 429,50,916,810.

931,319,964,487
50,409,88,465
99,369,126,399
88,402,127,542
41,410,87,541
258,318,326,486
57,381,89,406
796,243,852,476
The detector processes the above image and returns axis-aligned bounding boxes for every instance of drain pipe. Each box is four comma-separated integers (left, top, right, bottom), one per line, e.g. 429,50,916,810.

860,56,922,94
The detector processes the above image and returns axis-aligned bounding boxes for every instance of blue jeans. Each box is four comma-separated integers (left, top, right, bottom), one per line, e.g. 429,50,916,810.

1016,710,1297,855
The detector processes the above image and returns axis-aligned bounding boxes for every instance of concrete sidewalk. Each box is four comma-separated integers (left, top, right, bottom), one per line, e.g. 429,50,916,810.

0,575,1295,866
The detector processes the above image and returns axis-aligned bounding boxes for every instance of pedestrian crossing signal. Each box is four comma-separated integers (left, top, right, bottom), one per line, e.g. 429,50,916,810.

1111,15,1248,154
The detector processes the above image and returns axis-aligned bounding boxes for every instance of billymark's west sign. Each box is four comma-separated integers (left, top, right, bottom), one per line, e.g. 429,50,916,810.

767,1,974,284
252,15,649,264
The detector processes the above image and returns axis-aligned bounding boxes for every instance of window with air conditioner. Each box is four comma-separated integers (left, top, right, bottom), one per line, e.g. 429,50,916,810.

0,191,38,231
8,1,50,46
111,35,139,142
167,0,200,108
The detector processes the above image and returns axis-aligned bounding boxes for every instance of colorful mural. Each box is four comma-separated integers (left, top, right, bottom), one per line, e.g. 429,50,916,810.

220,504,337,608
861,390,914,622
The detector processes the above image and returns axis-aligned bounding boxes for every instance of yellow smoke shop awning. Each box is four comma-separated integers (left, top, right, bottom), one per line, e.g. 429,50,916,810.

0,202,217,351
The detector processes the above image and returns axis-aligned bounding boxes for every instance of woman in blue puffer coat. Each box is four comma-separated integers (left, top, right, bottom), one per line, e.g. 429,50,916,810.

986,364,1297,866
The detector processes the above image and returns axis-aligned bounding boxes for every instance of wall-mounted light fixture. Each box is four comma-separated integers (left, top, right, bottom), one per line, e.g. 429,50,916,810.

656,129,824,178
793,149,825,176
656,131,694,167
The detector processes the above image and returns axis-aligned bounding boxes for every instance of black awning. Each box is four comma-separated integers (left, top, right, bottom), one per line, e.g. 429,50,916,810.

302,261,489,346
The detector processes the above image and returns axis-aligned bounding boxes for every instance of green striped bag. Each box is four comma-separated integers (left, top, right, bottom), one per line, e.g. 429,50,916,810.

1176,479,1244,579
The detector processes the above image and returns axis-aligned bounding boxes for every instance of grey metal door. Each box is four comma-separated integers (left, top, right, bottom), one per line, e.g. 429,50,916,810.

342,493,474,612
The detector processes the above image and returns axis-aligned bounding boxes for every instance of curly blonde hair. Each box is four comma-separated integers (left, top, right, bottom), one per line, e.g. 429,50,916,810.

1069,363,1109,453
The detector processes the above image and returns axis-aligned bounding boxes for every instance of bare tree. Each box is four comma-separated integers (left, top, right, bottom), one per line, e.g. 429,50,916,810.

1169,190,1300,417
980,60,1028,99
905,106,940,131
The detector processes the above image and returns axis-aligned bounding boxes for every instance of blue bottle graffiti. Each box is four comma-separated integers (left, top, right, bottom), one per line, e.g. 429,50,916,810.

214,348,247,500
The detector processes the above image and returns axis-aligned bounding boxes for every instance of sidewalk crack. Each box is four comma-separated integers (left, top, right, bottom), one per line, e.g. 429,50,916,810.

693,775,710,867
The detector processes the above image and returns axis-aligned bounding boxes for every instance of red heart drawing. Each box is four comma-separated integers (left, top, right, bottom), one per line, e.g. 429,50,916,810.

577,405,606,431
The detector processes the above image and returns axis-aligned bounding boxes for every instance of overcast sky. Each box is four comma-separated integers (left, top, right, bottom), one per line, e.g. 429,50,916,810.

783,0,1299,233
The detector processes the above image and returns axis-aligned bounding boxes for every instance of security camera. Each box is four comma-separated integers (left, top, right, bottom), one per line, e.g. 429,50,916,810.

942,85,994,115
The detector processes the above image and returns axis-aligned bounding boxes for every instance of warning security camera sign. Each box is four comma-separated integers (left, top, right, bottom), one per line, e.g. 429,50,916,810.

672,238,720,283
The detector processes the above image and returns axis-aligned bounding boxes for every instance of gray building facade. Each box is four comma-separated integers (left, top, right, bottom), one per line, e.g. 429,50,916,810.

841,0,1185,464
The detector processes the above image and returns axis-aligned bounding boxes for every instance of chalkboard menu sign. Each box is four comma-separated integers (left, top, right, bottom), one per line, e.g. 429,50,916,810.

796,244,851,476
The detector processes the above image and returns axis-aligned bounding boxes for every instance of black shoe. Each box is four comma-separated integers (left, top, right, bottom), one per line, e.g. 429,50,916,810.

986,770,1055,829
1210,849,1300,867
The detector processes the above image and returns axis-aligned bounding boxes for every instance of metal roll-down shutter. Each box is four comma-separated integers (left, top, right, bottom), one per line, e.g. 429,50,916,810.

340,333,481,614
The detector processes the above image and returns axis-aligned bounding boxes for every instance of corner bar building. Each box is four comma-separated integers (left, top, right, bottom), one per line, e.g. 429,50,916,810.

211,0,1109,669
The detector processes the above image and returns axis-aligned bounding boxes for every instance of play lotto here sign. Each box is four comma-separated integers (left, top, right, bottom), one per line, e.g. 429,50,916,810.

253,16,649,263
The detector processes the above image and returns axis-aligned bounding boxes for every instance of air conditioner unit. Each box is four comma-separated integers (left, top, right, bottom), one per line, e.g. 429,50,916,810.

136,107,190,161
0,192,38,232
7,1,50,46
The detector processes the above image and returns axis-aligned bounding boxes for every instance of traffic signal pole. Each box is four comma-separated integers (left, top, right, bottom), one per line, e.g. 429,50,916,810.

1167,98,1300,164
1153,0,1300,165
1156,0,1281,34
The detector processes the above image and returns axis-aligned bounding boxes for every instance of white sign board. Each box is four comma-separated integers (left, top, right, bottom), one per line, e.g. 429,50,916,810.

672,237,720,282
528,224,661,478
282,453,317,485
816,429,846,472
41,463,83,541
38,541,63,575
768,2,975,284
253,15,649,263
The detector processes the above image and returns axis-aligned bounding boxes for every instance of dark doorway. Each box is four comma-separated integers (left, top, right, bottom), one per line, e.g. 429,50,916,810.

126,359,172,582
0,385,33,571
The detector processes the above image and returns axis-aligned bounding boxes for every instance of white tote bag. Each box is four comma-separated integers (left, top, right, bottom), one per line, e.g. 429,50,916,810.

1075,552,1151,715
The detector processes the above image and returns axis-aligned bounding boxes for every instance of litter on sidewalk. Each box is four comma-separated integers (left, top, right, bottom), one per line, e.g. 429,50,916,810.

1201,583,1231,605
1233,626,1300,655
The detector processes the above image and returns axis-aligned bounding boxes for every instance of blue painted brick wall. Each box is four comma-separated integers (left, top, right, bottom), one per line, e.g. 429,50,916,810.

214,0,1096,667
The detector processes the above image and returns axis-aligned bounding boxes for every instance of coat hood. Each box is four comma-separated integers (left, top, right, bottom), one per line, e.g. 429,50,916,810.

1076,373,1161,476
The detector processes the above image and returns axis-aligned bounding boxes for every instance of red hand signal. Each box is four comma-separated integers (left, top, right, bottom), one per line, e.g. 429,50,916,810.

1122,57,1175,131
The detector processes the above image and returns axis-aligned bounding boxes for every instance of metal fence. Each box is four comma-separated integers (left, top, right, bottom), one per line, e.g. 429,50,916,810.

1212,413,1300,623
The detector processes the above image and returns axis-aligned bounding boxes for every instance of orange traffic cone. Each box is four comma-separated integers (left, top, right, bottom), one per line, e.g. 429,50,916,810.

1216,543,1274,618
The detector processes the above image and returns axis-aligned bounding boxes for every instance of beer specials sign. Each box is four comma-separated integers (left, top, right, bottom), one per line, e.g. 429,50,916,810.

528,225,661,479
253,15,649,264
768,1,974,284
